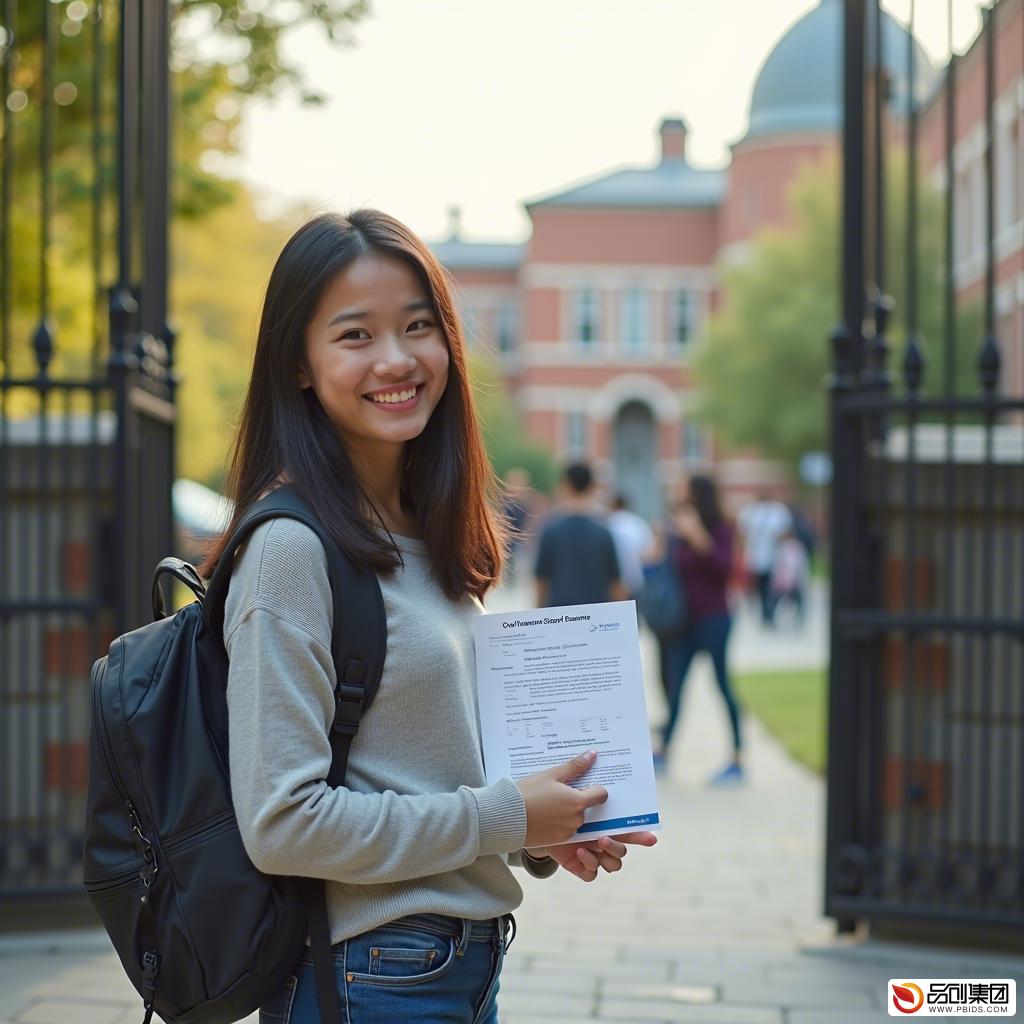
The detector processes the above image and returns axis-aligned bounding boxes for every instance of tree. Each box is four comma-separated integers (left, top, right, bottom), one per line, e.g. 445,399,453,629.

0,0,370,388
172,190,316,488
3,0,370,216
693,154,983,471
469,351,557,494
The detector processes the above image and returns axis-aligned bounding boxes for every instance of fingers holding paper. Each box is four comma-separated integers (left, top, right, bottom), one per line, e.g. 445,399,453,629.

516,749,611,848
529,830,659,883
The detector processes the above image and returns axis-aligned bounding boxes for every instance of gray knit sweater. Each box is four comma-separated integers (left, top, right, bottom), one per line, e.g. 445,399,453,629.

223,517,547,945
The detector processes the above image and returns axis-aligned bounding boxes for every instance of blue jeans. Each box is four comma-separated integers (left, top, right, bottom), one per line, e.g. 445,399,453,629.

660,614,741,755
259,912,515,1024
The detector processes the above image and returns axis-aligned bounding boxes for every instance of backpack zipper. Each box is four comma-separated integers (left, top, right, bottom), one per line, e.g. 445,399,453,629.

92,651,132,804
92,645,160,889
128,802,159,889
161,810,235,855
84,865,142,897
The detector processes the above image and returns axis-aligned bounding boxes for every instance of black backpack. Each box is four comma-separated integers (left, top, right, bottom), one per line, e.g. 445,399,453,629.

636,536,689,640
83,485,386,1024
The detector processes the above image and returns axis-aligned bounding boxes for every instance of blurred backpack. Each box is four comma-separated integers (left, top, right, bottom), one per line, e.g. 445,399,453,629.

83,485,385,1024
636,536,689,640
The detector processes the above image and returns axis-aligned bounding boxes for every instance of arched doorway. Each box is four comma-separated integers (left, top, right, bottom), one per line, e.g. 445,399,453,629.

612,401,657,523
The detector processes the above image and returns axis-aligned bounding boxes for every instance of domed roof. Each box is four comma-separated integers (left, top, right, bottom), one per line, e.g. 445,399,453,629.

745,0,937,142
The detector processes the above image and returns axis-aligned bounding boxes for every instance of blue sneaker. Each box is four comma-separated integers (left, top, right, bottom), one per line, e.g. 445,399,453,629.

707,762,744,787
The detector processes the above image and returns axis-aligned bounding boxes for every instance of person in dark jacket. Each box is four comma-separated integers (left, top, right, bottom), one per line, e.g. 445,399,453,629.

533,462,626,608
656,474,744,785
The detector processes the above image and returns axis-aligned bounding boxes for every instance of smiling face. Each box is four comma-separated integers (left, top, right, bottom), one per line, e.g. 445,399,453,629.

298,253,450,466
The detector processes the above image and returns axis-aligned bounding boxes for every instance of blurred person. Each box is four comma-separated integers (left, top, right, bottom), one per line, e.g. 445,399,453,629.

607,492,654,598
771,528,809,627
737,491,792,627
534,462,626,608
656,474,743,785
788,503,817,564
640,523,688,720
500,467,536,586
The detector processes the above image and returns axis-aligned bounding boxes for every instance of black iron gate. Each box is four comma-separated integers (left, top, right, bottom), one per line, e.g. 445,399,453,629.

827,0,1024,934
0,0,174,900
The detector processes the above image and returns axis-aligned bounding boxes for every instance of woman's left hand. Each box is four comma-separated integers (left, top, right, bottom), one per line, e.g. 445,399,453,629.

527,831,658,883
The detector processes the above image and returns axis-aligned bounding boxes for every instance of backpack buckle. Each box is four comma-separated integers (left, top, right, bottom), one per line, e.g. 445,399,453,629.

331,681,365,736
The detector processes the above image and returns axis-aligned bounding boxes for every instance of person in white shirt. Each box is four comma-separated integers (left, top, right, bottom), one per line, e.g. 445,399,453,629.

770,529,809,626
607,493,654,598
737,493,792,626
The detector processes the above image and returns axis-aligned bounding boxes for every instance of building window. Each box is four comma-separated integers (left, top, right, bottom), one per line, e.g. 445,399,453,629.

954,168,969,265
497,304,519,353
573,288,601,346
671,290,695,347
618,287,649,353
682,420,705,462
997,116,1021,230
565,411,588,456
970,157,985,258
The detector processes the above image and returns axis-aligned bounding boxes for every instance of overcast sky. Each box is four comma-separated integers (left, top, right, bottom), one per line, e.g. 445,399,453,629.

231,0,988,242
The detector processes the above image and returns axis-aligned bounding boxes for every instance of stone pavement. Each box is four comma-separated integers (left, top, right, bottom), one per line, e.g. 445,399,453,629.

3,582,1022,1023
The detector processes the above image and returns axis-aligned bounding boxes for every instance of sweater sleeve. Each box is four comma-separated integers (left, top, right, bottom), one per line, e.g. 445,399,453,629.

223,521,527,885
508,849,559,878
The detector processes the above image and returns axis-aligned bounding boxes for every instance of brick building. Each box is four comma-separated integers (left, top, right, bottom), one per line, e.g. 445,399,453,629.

919,0,1024,399
432,0,1022,520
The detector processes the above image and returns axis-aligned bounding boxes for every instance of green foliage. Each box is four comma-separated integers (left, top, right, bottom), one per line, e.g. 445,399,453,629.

172,0,370,102
469,351,557,494
3,1,370,218
1,0,372,493
693,154,984,470
171,0,369,217
172,191,314,489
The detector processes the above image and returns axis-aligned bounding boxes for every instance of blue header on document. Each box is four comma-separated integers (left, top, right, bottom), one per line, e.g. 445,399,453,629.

576,813,661,834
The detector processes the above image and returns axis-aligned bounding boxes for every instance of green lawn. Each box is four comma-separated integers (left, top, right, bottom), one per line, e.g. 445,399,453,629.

735,668,827,774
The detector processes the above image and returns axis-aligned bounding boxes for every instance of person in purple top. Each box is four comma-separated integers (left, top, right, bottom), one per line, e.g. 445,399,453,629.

656,474,744,786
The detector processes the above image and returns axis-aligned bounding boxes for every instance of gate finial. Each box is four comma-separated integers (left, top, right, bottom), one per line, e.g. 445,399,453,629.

901,335,924,394
32,318,54,376
977,333,1000,395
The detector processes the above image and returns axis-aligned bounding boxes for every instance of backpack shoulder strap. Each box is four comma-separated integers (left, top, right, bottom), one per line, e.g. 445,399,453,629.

202,485,387,1024
203,484,387,782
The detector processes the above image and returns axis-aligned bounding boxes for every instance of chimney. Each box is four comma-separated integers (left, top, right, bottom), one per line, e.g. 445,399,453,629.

659,117,687,162
447,204,462,239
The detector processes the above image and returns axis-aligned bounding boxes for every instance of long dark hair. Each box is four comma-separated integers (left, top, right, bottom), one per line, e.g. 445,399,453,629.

688,474,723,533
198,209,506,601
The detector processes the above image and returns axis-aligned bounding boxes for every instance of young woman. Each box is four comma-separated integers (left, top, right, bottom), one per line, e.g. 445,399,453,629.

198,210,657,1023
656,474,744,786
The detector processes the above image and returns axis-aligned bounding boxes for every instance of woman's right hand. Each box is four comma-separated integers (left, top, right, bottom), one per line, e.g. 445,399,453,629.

515,750,608,848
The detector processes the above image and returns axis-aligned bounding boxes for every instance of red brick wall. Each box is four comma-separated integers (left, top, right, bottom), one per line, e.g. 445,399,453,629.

919,0,1023,167
447,267,519,288
525,288,560,340
719,136,836,248
528,208,719,265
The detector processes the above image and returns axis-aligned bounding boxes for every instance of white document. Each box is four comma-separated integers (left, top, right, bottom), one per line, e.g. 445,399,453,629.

474,600,661,844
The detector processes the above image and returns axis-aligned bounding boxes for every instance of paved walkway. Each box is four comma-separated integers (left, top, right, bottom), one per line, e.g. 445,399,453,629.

3,583,1022,1023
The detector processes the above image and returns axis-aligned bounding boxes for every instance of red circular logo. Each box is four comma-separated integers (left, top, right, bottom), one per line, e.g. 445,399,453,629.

892,982,925,1014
